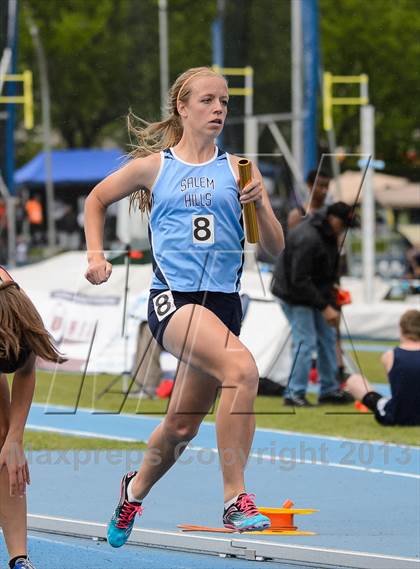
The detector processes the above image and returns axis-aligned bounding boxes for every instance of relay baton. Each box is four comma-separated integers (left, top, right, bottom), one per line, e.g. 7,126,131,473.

238,159,260,243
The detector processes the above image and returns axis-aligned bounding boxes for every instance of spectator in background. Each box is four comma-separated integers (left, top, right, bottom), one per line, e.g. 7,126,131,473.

271,202,356,407
25,194,44,246
56,204,80,250
15,238,28,266
15,196,27,238
77,204,86,248
0,198,6,232
288,169,348,382
344,310,420,426
406,246,420,278
129,322,162,399
287,169,331,230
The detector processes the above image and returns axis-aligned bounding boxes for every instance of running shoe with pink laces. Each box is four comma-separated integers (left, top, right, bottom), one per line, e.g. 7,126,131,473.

107,471,143,547
223,493,271,532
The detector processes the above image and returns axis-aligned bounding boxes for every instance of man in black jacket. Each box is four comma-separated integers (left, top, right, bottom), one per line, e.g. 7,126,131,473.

271,202,356,407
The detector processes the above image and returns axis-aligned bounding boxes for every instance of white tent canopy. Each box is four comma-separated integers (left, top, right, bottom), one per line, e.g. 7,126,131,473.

329,170,419,209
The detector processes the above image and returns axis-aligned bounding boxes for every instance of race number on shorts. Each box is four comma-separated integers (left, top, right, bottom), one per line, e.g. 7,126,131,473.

192,214,214,244
153,290,176,322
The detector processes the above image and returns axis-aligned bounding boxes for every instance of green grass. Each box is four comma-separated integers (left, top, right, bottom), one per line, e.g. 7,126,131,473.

25,431,146,450
346,351,388,383
30,351,420,447
253,395,420,446
343,340,398,383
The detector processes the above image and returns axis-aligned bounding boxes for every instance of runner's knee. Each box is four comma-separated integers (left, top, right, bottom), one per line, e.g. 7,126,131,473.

224,357,259,393
162,416,200,443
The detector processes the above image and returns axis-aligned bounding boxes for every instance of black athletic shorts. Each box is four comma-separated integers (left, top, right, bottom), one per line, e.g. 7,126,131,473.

148,289,243,349
0,346,31,374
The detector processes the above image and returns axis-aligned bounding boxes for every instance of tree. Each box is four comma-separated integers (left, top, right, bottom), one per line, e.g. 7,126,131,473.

16,0,419,175
18,0,216,151
320,0,420,171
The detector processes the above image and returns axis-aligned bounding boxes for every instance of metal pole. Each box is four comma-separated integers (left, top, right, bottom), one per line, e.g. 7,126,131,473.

5,0,18,197
0,174,16,267
212,0,225,147
26,10,56,250
326,129,342,199
212,0,225,68
244,68,256,162
320,68,342,195
244,116,258,162
158,0,169,118
243,70,256,264
268,121,306,203
291,0,303,176
0,48,12,93
361,105,375,303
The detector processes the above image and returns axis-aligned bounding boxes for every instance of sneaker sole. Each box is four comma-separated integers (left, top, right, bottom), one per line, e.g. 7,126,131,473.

224,522,271,532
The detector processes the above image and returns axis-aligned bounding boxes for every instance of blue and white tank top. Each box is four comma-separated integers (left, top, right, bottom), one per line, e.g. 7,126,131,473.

148,147,244,292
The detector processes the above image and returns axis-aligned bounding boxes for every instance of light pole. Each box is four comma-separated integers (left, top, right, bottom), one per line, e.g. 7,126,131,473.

158,0,169,118
25,8,56,250
361,105,375,303
291,0,303,177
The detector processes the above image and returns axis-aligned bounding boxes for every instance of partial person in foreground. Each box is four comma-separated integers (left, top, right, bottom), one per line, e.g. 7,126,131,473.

345,309,420,426
0,266,64,569
83,66,284,544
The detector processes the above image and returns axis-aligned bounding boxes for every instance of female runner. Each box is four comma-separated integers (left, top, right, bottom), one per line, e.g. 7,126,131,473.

84,66,284,545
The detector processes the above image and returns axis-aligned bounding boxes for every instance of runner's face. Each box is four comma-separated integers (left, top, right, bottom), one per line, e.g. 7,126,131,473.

179,75,229,135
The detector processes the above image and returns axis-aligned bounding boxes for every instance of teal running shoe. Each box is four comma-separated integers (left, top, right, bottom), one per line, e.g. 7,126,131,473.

107,471,143,548
13,560,36,569
223,493,271,532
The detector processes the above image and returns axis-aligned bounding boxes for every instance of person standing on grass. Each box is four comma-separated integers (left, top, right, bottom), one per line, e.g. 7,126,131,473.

345,309,420,426
271,202,356,407
0,266,64,569
287,170,348,384
83,66,284,545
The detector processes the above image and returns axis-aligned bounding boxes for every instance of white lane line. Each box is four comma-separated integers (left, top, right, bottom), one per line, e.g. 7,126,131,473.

26,424,419,479
187,445,420,480
27,533,101,550
31,403,420,452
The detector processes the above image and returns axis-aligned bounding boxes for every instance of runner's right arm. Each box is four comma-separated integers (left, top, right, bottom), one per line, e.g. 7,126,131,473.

84,154,161,284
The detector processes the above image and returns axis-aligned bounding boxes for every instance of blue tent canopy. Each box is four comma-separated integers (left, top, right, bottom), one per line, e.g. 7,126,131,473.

14,148,126,186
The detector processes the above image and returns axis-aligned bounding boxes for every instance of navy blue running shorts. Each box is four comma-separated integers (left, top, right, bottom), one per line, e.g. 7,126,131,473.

0,346,31,374
148,289,243,349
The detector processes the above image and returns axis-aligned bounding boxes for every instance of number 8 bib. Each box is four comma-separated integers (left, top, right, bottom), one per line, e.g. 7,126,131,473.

192,214,214,244
152,290,176,322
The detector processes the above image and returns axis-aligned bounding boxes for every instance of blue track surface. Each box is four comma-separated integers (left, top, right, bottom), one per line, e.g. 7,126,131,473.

28,401,415,476
0,533,307,569
1,403,418,567
21,404,420,562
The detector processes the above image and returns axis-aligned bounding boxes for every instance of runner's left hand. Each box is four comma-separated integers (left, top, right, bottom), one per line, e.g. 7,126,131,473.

238,178,263,208
0,440,30,497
